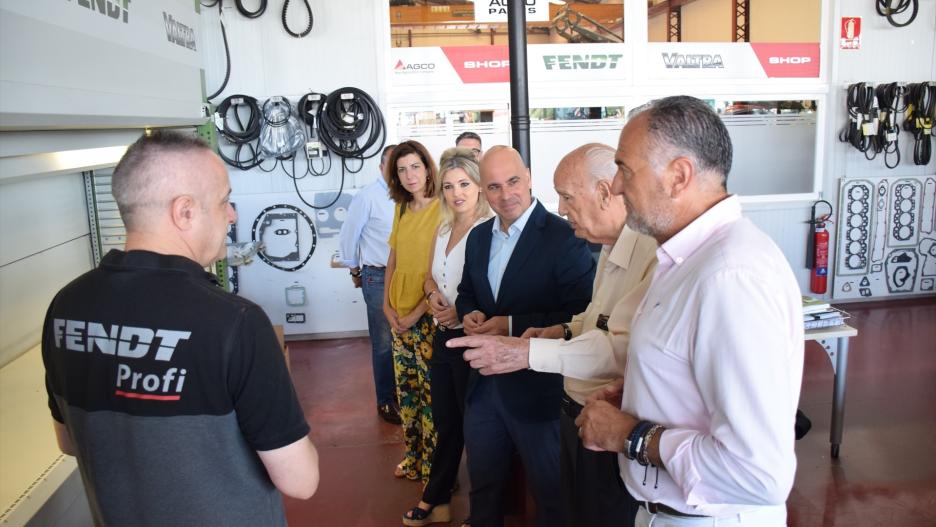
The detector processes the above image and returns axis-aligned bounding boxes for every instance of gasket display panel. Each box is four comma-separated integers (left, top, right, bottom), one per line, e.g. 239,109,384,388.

834,175,936,300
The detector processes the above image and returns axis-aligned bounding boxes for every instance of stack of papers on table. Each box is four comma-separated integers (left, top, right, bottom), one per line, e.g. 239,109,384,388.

802,296,849,330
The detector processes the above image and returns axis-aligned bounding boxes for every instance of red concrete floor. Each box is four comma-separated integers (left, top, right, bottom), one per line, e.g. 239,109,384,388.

284,297,936,526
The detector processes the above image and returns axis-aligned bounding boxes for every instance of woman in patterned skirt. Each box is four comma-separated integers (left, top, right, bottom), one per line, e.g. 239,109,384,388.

383,140,441,482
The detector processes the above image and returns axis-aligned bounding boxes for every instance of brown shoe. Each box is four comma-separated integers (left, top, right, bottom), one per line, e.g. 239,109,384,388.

378,404,401,425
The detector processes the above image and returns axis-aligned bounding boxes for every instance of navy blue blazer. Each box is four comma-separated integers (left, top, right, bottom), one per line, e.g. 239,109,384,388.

456,201,595,422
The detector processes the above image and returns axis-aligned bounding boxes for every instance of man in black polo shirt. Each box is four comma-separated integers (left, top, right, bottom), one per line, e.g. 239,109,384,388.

42,131,319,526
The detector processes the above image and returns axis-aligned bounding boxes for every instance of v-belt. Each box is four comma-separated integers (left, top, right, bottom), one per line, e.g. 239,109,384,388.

216,94,264,170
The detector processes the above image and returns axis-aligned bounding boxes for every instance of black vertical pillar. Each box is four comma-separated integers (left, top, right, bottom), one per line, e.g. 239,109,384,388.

507,0,531,168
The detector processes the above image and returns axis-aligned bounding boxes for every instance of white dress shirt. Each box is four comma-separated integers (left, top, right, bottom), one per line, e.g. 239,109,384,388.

528,226,657,405
487,199,537,300
337,177,394,268
431,218,486,329
620,196,804,517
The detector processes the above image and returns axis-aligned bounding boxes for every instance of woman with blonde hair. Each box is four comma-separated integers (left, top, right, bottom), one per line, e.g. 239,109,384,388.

403,147,492,526
383,140,442,483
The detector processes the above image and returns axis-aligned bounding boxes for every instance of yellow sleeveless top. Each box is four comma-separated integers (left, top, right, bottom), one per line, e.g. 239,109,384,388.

387,199,441,317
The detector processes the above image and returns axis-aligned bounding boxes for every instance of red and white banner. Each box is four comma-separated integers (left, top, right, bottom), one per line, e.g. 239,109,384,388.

390,42,817,87
391,44,630,87
646,42,820,80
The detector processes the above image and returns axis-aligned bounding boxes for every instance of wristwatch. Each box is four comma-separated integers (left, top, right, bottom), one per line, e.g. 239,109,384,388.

560,323,572,341
349,268,361,278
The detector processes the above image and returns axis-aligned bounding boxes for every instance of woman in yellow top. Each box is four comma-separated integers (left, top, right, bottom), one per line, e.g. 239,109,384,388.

383,140,441,482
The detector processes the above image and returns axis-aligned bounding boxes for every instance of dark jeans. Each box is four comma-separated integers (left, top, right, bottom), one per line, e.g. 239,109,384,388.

361,265,395,407
464,377,563,527
422,327,472,505
560,395,638,527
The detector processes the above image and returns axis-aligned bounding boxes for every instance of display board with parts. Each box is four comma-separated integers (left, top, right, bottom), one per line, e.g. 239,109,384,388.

834,175,936,299
231,192,367,336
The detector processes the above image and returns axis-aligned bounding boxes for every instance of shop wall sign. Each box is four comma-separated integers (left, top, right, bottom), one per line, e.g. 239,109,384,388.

646,43,819,80
390,44,630,87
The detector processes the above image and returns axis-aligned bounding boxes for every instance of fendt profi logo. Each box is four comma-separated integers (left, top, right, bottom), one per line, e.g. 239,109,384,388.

394,60,436,72
543,54,624,71
662,53,724,69
67,0,130,24
163,11,197,50
54,319,192,401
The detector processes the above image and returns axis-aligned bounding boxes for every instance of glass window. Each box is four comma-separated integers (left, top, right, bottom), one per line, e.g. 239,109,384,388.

711,98,818,195
648,0,820,43
389,1,625,48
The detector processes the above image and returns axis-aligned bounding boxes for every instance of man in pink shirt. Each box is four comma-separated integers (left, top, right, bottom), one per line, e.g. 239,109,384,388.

576,96,803,527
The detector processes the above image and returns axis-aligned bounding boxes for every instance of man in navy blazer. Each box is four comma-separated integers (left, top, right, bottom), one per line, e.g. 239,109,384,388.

453,146,595,527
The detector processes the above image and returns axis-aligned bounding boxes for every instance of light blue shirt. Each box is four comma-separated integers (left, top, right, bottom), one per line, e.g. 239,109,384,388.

338,177,394,268
488,199,537,300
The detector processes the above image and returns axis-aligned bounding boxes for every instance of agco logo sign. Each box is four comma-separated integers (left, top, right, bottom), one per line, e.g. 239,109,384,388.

394,59,436,73
543,54,623,70
662,53,724,69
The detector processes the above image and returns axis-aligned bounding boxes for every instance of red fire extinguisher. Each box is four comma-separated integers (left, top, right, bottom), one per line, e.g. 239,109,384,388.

806,200,833,295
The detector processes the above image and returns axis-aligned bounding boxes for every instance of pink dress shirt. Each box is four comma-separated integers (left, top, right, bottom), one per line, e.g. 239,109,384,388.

620,195,804,517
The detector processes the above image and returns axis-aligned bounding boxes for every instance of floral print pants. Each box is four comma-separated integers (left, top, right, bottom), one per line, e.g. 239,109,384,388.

392,313,437,481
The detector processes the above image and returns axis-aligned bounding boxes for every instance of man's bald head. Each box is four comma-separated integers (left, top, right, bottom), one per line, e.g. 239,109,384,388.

480,145,525,174
112,131,216,231
479,146,533,229
555,143,617,188
554,143,626,244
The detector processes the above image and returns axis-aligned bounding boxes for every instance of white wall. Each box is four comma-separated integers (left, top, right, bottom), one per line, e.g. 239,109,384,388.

200,0,387,335
0,172,94,368
824,1,936,299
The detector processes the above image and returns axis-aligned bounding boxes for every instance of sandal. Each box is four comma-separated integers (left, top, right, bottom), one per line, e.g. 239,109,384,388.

394,462,420,481
402,503,450,526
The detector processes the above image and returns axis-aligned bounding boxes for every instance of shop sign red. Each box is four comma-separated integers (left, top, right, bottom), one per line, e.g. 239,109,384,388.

441,46,510,84
750,43,820,78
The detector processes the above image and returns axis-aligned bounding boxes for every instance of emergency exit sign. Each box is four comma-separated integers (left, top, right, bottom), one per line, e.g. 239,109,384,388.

475,0,549,23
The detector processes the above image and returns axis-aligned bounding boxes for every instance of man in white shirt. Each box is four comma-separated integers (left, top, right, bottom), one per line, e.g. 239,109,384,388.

337,144,400,424
449,143,657,527
575,96,804,526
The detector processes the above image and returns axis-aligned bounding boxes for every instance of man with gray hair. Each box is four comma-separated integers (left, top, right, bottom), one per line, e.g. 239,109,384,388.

576,96,803,526
41,131,319,526
450,143,657,527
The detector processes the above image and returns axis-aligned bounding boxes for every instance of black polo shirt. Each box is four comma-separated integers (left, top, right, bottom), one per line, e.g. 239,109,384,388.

42,250,309,526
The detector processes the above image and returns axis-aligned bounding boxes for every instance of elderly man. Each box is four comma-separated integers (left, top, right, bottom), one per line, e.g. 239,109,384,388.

337,144,401,424
450,144,657,527
41,131,319,526
576,96,803,527
454,146,595,527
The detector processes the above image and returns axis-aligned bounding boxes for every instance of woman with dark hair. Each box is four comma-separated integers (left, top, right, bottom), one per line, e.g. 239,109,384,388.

383,140,442,482
402,147,491,526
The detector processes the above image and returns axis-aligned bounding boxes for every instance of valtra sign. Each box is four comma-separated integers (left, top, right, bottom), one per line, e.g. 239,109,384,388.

649,42,820,79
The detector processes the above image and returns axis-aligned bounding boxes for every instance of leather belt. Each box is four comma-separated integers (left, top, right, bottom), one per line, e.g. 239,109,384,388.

644,502,707,518
561,394,582,419
362,265,386,270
